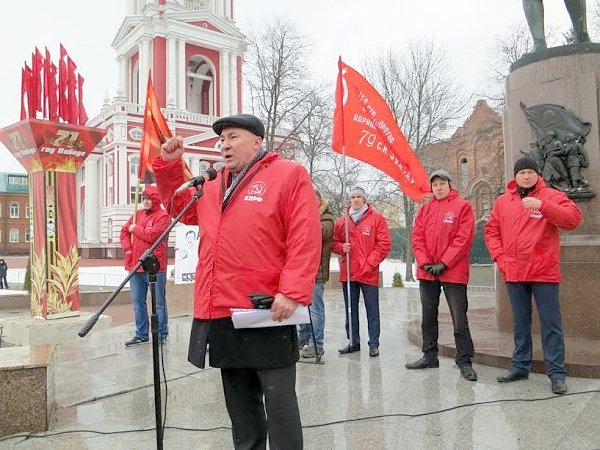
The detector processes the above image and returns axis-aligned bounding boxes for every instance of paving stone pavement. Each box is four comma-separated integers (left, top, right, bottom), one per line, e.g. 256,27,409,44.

1,287,599,449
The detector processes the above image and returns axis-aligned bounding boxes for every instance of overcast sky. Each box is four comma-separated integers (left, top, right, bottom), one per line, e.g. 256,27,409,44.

0,0,576,174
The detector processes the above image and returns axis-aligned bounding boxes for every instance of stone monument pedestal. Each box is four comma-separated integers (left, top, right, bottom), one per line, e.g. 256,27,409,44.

0,345,55,438
0,312,111,346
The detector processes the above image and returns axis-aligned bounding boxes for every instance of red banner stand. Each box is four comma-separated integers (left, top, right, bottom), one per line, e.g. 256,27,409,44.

0,119,106,319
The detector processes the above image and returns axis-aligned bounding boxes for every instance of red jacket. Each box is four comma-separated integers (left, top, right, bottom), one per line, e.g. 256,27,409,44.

412,189,475,284
484,179,581,282
119,186,170,273
332,205,391,286
152,152,321,320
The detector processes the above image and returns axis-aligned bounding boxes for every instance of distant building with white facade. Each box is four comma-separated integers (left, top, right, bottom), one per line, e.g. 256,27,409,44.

80,0,244,258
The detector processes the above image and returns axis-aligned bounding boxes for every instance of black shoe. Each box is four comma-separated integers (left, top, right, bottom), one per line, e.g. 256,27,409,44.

124,336,149,347
338,344,360,354
459,365,478,381
369,346,379,357
497,368,529,383
551,378,567,395
405,356,439,369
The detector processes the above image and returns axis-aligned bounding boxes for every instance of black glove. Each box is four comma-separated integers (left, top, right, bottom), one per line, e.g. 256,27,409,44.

429,262,446,276
422,264,433,272
248,293,274,309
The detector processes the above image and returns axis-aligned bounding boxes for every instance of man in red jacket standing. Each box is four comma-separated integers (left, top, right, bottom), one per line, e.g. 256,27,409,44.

153,114,321,450
333,187,391,357
406,170,477,381
485,157,581,395
119,186,170,346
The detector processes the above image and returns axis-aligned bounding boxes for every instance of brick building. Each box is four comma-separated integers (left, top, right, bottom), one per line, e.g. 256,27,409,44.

424,100,505,224
0,173,29,255
423,100,504,264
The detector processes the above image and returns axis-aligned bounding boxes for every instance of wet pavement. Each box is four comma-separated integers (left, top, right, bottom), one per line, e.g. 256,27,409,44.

0,287,599,449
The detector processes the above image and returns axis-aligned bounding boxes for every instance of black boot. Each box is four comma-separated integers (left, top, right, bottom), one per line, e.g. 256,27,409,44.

405,356,439,369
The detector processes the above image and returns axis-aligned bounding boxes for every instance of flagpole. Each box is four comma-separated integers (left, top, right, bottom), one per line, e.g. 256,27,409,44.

130,178,142,244
338,57,354,351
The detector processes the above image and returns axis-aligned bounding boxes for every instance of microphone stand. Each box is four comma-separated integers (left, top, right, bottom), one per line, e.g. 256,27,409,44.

79,185,206,450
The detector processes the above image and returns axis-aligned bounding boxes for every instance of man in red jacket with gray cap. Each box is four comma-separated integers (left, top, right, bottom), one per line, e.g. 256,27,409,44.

485,157,581,395
406,169,477,381
153,113,321,450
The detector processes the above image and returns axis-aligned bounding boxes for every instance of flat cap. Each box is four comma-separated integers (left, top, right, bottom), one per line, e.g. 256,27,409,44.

429,169,452,183
212,113,265,138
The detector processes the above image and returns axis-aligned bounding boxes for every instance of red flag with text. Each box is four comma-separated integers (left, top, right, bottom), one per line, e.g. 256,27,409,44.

139,75,172,180
332,58,430,202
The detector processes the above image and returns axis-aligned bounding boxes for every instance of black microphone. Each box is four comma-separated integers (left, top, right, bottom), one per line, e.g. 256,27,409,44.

174,168,218,195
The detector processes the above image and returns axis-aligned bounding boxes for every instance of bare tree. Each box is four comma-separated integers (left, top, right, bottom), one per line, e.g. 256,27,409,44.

245,17,317,154
363,41,469,281
290,90,332,176
480,24,533,109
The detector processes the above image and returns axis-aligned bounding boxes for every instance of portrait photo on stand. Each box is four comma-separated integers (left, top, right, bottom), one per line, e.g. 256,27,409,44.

174,225,199,284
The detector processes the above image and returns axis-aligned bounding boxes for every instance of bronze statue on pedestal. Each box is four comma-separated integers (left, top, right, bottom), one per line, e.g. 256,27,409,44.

523,0,590,52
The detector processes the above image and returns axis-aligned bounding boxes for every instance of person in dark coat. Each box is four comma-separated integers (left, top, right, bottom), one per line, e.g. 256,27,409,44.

298,187,335,358
0,259,8,289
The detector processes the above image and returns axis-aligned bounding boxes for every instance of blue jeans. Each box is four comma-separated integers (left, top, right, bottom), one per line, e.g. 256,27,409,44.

506,282,565,379
129,272,168,340
298,282,325,348
342,281,380,348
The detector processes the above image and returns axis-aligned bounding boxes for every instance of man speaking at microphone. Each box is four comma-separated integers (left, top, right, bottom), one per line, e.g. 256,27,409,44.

152,113,321,450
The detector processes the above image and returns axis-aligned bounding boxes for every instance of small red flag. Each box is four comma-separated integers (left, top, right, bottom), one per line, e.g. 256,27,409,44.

139,74,172,180
33,48,43,114
332,58,430,202
20,67,28,120
48,62,59,121
43,48,50,118
67,57,79,125
59,44,69,122
24,63,35,118
78,74,88,125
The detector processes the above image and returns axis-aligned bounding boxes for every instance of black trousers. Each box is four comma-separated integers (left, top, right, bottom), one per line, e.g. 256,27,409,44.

221,365,303,450
420,280,474,366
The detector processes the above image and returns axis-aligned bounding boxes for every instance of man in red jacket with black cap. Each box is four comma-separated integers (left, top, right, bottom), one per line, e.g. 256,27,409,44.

153,113,321,450
485,157,581,395
406,170,477,381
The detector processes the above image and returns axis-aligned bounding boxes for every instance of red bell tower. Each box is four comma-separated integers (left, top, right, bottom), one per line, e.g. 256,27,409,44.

80,0,245,258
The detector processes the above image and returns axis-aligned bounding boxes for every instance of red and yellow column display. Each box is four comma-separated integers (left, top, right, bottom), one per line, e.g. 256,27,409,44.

0,119,105,318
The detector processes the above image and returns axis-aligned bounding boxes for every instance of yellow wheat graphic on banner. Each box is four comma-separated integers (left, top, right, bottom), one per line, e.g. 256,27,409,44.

30,249,45,317
47,244,80,314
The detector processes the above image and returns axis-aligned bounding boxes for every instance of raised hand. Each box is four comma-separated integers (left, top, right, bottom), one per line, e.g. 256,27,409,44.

161,136,185,162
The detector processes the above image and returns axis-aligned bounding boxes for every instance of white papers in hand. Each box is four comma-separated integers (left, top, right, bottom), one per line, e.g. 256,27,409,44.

230,306,310,329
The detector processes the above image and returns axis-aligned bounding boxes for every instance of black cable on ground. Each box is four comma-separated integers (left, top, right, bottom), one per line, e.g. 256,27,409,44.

2,389,598,444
